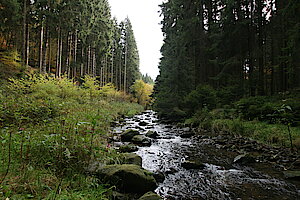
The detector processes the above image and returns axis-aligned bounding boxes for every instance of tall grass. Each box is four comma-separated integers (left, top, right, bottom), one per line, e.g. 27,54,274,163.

0,75,143,199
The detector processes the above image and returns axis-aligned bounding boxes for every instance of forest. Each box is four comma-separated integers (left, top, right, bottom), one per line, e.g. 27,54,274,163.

154,0,300,146
0,0,300,199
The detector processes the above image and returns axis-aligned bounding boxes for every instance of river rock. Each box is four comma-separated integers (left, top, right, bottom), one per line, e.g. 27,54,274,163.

283,170,300,180
96,164,157,194
180,132,194,138
132,135,152,146
146,131,159,139
111,191,132,200
122,153,142,166
139,121,148,126
233,154,256,165
118,144,138,153
181,160,206,170
153,172,165,183
138,191,162,200
121,129,140,142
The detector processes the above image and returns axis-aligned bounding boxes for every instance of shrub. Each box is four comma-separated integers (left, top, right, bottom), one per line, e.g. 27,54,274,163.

184,84,217,115
235,96,281,121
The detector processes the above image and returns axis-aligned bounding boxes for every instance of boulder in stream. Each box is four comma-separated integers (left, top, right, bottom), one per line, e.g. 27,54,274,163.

146,130,159,139
233,154,256,165
132,135,152,146
180,132,194,138
118,144,138,153
138,191,162,200
138,121,148,126
153,172,166,183
96,164,157,194
181,160,206,170
121,153,142,166
283,170,300,180
121,129,140,142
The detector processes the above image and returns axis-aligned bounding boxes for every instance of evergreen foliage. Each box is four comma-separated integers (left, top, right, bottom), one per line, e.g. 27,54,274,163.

155,0,300,118
0,0,140,92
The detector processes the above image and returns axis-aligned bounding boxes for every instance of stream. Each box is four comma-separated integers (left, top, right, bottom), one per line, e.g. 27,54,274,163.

113,110,300,200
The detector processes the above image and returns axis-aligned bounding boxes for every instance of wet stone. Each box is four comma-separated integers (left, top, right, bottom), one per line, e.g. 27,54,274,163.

283,170,300,180
181,160,206,170
138,191,162,200
233,154,256,165
138,121,148,126
132,135,152,146
180,132,194,138
146,131,159,139
153,172,166,183
118,144,138,153
121,129,140,142
121,153,142,166
96,164,157,194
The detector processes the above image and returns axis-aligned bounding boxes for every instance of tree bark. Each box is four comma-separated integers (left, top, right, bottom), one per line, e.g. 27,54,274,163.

22,0,27,66
39,25,44,73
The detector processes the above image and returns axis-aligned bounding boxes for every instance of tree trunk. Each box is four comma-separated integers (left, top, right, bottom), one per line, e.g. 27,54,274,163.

111,49,114,84
257,0,264,95
73,31,78,78
119,49,122,90
87,45,90,75
58,31,63,77
48,33,51,73
124,44,127,92
247,0,255,96
43,26,48,73
80,47,84,77
25,23,29,66
22,0,27,66
39,25,44,73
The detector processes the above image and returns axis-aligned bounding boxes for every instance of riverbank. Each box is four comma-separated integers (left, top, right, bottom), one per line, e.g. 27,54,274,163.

0,75,144,199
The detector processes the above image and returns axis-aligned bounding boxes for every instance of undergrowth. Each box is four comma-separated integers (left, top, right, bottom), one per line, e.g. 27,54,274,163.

183,94,300,149
0,74,143,199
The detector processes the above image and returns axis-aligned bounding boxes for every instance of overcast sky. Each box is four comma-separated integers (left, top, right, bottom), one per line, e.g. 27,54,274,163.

108,0,164,80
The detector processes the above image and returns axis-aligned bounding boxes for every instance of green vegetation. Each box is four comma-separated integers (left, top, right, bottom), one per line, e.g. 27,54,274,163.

182,92,300,149
154,0,300,148
0,0,141,92
0,75,143,199
131,80,154,108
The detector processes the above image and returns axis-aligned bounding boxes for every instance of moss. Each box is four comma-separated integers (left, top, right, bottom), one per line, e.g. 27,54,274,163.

138,191,162,200
97,164,157,194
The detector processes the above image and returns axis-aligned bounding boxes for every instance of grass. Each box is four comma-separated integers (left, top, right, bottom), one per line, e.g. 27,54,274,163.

211,118,300,148
0,74,143,199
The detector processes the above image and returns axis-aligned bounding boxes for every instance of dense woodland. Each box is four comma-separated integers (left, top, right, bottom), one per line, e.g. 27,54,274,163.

155,0,300,118
0,0,300,199
1,0,142,92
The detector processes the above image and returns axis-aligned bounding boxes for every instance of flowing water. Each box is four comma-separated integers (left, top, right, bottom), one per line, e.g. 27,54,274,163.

113,110,300,200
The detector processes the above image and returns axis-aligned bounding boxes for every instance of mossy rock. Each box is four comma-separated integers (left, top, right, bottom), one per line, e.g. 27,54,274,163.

121,129,140,142
132,135,152,146
146,131,159,139
121,153,142,166
283,170,300,180
138,191,162,200
97,164,157,194
118,144,138,153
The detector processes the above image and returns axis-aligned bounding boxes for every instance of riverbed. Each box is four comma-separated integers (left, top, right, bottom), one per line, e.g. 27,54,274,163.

113,110,300,200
